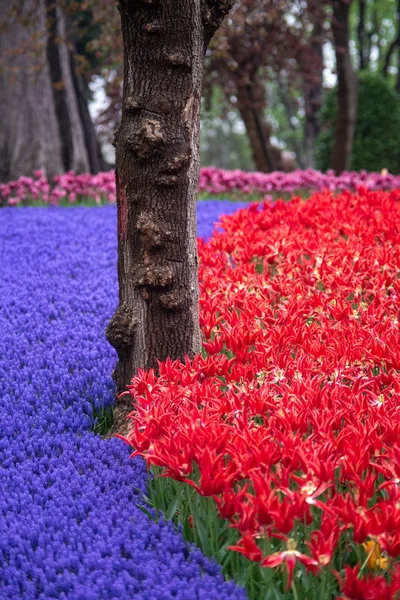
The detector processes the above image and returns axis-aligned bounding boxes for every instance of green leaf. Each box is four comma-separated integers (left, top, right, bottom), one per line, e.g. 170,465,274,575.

165,496,180,521
136,504,155,521
193,513,211,557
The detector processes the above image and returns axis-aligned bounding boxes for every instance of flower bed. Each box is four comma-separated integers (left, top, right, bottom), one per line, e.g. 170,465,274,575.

1,167,400,206
121,189,400,598
0,202,247,600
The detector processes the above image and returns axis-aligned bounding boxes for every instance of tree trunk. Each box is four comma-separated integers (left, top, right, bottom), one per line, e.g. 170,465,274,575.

330,0,358,174
106,0,233,397
69,49,104,174
45,0,89,173
397,47,400,94
382,0,400,76
236,78,278,173
357,0,367,70
0,0,63,182
382,0,400,93
303,20,324,169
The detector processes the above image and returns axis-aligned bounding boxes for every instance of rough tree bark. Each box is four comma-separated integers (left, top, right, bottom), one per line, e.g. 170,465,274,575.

0,0,63,182
330,0,358,174
106,0,233,403
236,77,278,172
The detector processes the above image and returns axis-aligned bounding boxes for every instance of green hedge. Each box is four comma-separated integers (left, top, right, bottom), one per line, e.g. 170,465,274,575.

315,72,400,174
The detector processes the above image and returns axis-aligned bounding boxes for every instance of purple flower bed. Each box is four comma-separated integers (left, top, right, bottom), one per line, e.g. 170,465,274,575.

0,203,248,600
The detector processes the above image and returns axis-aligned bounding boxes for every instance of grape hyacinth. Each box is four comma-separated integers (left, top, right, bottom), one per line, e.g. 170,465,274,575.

0,203,248,600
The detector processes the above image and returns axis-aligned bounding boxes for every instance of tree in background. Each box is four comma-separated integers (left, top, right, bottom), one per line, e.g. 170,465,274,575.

0,1,64,181
2,0,400,181
0,0,103,182
67,0,108,173
205,0,293,172
330,0,358,173
316,71,400,173
105,0,233,397
301,0,325,168
204,0,328,172
71,0,400,175
381,0,400,92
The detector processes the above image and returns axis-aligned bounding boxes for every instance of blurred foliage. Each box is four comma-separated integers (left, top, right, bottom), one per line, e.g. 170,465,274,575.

316,72,400,173
200,83,304,171
3,0,400,172
349,0,399,72
200,87,254,171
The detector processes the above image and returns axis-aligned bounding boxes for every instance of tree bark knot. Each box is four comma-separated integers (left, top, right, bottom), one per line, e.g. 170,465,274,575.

164,152,192,173
160,289,186,311
144,22,162,33
164,52,191,68
125,96,141,112
132,264,173,288
137,214,167,249
127,119,164,159
106,305,136,350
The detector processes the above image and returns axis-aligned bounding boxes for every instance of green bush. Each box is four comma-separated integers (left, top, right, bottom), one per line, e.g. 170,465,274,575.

315,72,400,174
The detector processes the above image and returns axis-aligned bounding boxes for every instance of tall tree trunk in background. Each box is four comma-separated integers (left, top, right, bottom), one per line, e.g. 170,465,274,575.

0,0,63,182
303,20,324,169
106,0,233,399
357,0,367,69
45,0,89,173
397,48,400,94
382,0,400,80
397,0,400,94
236,77,278,172
330,0,358,174
69,50,104,173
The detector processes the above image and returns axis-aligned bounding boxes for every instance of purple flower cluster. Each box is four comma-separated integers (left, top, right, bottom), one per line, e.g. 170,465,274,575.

0,203,248,600
2,167,400,207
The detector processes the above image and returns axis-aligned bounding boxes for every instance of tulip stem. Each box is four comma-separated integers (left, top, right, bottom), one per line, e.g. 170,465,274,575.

291,579,299,600
359,541,376,578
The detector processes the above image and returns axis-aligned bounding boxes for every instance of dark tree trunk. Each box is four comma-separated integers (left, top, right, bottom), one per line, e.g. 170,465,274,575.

69,50,104,174
106,0,233,398
303,20,324,169
45,0,89,173
0,0,63,182
236,78,277,173
397,48,400,94
357,0,367,70
382,0,400,94
330,0,358,174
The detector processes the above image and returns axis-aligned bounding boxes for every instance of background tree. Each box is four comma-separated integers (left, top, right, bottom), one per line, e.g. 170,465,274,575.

0,0,64,181
105,0,233,397
330,0,358,173
301,0,325,168
73,0,400,174
2,0,400,182
0,0,104,182
205,1,295,172
382,0,400,92
316,71,400,173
